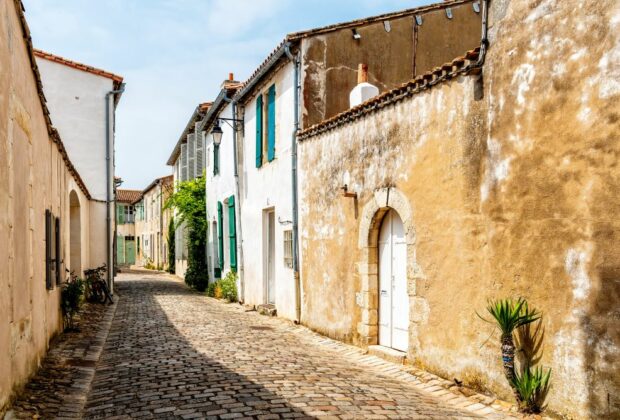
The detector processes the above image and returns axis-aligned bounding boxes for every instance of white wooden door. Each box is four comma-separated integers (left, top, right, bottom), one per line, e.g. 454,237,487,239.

267,211,275,304
378,210,409,352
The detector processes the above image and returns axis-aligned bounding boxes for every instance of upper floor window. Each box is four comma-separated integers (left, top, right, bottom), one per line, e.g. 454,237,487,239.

125,205,135,224
255,84,276,168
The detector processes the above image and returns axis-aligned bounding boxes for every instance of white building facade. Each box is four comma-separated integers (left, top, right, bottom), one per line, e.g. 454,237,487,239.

235,61,298,320
198,79,242,287
34,50,124,291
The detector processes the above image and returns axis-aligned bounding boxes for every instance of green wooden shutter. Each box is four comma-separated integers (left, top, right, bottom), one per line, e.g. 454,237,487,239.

117,235,125,265
227,196,237,272
255,95,263,168
267,84,276,162
117,204,125,224
217,201,224,271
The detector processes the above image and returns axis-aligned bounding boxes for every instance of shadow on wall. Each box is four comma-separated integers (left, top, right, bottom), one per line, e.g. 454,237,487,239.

585,227,620,417
84,279,308,418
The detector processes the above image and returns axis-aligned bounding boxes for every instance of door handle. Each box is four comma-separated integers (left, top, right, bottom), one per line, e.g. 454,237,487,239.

380,290,388,296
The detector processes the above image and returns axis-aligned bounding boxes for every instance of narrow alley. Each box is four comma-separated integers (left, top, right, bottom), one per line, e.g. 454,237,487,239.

9,273,503,419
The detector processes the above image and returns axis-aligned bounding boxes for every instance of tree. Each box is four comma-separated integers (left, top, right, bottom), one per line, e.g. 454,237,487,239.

164,176,208,291
167,217,175,274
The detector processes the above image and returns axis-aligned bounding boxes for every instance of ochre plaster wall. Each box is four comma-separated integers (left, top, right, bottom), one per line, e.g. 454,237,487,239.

300,1,481,128
0,0,91,412
298,1,619,417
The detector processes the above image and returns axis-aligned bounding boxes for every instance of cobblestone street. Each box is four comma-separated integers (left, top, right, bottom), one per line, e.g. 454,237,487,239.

8,273,512,419
85,273,488,419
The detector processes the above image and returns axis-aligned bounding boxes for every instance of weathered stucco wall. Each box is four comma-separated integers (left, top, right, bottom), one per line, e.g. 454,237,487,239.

300,0,481,128
0,0,91,411
298,1,619,418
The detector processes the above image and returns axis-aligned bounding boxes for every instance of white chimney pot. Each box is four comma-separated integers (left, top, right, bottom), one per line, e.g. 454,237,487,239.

350,82,379,108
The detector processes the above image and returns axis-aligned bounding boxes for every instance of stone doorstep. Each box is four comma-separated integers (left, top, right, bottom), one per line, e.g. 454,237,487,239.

367,345,406,365
256,304,277,317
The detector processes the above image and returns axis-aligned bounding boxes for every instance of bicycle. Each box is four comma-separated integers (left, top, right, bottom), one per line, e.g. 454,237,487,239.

84,264,114,305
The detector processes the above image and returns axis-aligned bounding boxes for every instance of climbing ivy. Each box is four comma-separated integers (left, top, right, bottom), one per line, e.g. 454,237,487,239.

164,176,208,291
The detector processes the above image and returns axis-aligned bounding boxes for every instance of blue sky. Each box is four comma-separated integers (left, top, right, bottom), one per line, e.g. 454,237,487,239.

24,0,430,189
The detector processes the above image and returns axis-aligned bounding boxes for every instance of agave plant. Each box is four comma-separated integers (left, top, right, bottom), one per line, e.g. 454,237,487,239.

511,366,552,413
478,298,541,404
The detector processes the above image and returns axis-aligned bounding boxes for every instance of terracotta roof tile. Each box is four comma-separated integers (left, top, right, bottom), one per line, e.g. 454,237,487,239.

33,49,123,89
117,189,142,203
298,48,481,141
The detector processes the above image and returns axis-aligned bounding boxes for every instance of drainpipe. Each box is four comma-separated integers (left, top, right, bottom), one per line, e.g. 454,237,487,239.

222,93,246,302
468,0,490,70
285,44,301,324
105,83,125,294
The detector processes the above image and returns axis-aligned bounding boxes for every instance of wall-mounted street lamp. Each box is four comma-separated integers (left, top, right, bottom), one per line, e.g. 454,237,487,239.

210,117,243,146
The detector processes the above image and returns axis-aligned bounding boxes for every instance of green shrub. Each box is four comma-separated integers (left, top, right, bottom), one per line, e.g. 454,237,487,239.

206,282,217,297
511,366,551,413
220,271,238,302
167,217,175,274
61,274,84,331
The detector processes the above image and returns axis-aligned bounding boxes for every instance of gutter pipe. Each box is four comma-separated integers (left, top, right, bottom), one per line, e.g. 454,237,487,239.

285,44,302,324
222,93,246,303
105,83,125,294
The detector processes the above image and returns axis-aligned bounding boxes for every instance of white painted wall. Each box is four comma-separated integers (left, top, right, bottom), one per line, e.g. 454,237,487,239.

205,102,237,282
36,57,118,286
240,61,296,320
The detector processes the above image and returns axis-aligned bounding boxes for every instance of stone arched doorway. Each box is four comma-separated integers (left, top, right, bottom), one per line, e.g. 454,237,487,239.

69,190,82,276
356,187,426,358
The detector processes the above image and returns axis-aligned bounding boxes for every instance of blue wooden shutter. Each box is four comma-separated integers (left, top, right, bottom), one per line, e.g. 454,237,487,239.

267,84,276,162
255,95,263,168
217,201,224,271
227,196,237,272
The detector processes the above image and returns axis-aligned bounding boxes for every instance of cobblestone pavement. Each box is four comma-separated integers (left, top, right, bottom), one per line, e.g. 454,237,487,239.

82,273,485,419
6,299,117,419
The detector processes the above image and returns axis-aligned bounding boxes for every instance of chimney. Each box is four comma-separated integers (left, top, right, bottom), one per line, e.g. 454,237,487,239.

221,72,239,89
349,63,379,108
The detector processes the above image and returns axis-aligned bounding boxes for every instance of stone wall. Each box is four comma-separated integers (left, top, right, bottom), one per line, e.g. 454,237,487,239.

298,0,620,417
0,0,92,412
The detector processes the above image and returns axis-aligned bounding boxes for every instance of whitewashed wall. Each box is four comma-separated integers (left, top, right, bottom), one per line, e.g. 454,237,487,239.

240,61,296,320
205,102,238,281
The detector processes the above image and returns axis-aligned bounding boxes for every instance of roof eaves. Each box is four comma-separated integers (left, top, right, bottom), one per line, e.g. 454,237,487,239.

233,40,292,103
287,0,473,40
14,0,92,200
33,49,124,89
165,103,211,166
298,48,481,141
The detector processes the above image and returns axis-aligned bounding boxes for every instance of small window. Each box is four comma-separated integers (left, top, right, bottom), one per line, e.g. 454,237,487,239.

283,229,293,268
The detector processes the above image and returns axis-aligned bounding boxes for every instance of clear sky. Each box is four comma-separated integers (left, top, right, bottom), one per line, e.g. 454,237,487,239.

24,0,430,190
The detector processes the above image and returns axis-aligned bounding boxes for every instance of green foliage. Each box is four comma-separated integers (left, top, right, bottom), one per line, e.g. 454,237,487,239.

478,298,551,413
511,366,552,413
478,298,540,336
220,271,238,302
144,258,155,270
61,273,84,331
167,217,175,274
165,176,207,290
206,281,217,297
206,271,238,302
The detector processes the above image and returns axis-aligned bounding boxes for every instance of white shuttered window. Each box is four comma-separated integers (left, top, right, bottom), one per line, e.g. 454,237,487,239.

180,143,188,181
187,133,196,180
196,131,204,177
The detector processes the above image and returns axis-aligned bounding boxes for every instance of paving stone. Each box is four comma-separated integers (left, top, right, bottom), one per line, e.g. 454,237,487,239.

8,273,512,419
